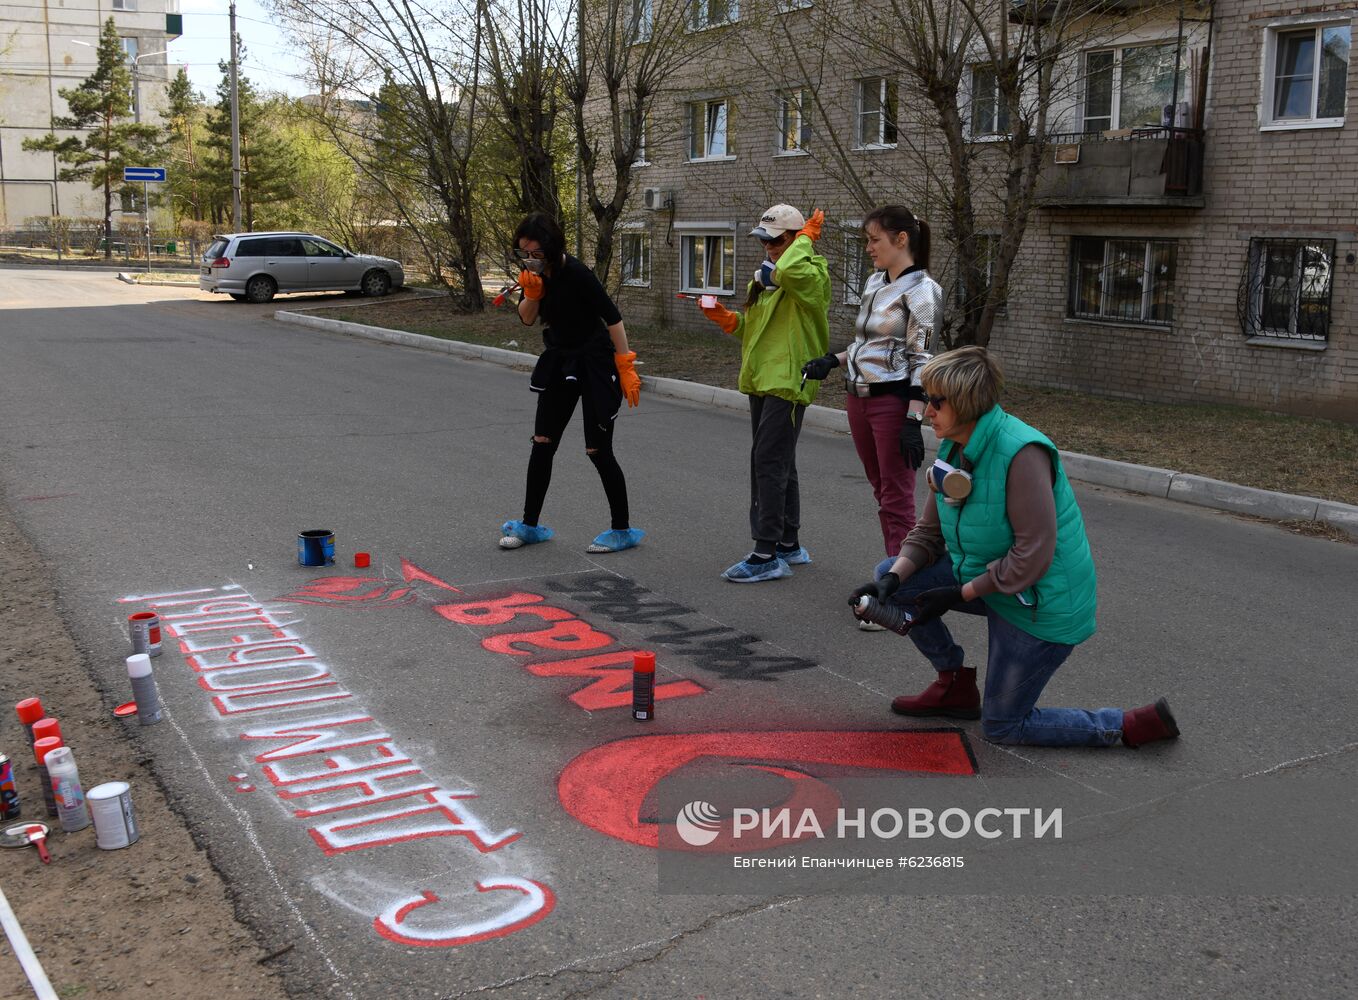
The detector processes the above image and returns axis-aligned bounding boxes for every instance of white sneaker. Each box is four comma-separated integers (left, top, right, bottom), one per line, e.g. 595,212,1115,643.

499,535,526,550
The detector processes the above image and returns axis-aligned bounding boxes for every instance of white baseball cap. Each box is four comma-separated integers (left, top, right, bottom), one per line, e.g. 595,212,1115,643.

749,204,806,240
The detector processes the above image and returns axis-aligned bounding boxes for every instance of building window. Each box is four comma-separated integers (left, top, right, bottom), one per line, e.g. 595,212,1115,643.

630,0,653,42
688,99,730,159
113,0,138,10
955,234,1006,315
1241,239,1334,341
625,108,648,165
1068,237,1176,325
775,0,812,11
1263,24,1350,127
690,0,738,30
842,229,873,305
680,233,735,293
1082,42,1179,132
621,231,651,286
856,77,898,147
777,89,810,152
970,65,1010,137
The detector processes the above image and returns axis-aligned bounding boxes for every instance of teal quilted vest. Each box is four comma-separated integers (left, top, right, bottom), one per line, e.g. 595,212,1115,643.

936,405,1097,645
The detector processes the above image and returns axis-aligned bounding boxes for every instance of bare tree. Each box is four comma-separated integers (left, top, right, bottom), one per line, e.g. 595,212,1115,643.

267,0,490,309
761,0,1185,346
564,0,728,281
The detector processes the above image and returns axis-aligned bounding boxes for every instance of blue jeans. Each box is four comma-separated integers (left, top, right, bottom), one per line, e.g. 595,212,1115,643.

875,558,1124,748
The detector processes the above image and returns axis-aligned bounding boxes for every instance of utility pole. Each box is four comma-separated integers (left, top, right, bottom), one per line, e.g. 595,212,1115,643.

229,0,242,231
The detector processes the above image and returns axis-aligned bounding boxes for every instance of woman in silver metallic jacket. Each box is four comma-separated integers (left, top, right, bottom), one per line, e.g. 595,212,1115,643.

802,206,944,600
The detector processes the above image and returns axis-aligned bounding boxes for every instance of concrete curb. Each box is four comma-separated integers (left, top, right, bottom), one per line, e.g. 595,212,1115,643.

117,271,198,287
274,308,1358,540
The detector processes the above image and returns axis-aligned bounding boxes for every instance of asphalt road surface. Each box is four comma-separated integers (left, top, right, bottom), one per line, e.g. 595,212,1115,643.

1,267,1354,1000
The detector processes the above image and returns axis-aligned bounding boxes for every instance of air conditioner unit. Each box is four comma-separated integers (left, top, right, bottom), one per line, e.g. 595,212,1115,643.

642,187,673,210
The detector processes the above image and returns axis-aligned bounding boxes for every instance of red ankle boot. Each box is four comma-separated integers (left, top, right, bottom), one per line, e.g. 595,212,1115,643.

1121,698,1179,747
891,667,981,719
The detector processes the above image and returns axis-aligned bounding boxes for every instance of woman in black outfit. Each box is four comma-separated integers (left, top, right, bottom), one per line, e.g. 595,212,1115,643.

499,212,646,553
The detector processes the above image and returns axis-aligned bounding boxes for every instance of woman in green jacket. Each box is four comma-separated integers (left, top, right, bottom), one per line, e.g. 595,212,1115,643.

850,346,1179,748
697,204,831,583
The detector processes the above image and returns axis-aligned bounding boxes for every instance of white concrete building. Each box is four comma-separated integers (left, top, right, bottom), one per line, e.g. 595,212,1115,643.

0,0,183,227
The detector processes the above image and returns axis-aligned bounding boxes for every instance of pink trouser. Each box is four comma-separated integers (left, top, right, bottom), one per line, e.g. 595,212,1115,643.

846,393,919,556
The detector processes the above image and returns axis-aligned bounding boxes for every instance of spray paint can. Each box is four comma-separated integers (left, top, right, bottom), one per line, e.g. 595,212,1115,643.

88,782,139,850
631,651,656,721
15,698,44,747
0,754,20,821
855,596,915,636
33,736,62,819
45,745,90,833
128,611,163,657
126,653,164,726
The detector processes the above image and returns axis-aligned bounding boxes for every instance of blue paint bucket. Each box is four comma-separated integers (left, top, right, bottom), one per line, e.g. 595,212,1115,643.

298,529,335,567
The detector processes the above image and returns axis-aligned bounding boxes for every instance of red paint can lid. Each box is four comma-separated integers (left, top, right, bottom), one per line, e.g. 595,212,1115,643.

633,651,656,673
113,701,139,718
33,736,63,765
32,718,62,743
15,698,44,724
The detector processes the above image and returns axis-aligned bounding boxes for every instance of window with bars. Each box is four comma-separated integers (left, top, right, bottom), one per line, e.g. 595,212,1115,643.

680,233,735,293
855,77,898,147
687,99,730,159
1082,42,1179,132
1263,24,1350,126
630,0,653,42
621,231,651,286
777,89,811,152
1239,239,1334,341
1068,237,1176,325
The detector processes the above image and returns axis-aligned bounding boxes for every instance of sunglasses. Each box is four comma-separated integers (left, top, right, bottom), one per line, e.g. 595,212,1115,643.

758,234,788,246
925,394,948,409
512,248,547,260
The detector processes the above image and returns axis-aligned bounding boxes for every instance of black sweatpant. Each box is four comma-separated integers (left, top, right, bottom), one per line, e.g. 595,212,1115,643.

522,379,629,529
747,394,805,549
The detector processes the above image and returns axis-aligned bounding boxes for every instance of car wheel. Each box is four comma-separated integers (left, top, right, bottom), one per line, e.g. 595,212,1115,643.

229,293,247,302
245,275,277,304
361,269,392,297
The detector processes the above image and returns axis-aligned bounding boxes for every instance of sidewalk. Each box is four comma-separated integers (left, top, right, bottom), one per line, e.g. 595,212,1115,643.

274,307,1358,541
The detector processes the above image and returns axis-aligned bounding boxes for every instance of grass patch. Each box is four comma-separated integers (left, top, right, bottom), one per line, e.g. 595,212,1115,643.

315,296,1358,506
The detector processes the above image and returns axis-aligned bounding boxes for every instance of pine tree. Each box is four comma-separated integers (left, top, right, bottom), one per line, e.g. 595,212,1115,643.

164,69,207,224
22,18,162,258
201,58,296,229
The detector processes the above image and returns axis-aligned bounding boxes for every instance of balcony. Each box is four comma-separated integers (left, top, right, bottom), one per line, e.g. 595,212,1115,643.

1037,128,1205,208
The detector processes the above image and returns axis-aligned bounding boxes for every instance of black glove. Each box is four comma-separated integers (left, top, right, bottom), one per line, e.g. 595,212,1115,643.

801,353,840,382
848,571,900,608
909,585,965,625
899,418,924,470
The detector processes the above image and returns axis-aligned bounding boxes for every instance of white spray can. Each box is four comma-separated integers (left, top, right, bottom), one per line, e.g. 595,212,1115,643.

45,745,91,833
126,653,164,726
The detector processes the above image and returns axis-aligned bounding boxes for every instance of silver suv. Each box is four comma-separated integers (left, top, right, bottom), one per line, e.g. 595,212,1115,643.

199,232,406,303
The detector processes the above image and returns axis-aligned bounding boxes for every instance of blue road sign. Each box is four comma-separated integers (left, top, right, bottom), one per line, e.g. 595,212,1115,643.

123,166,167,183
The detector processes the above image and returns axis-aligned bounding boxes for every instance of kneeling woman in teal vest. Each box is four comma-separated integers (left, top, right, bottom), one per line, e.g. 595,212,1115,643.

850,346,1178,748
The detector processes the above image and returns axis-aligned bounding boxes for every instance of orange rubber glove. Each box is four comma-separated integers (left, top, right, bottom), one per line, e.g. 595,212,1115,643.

615,352,641,408
699,300,740,335
518,270,545,301
797,208,824,242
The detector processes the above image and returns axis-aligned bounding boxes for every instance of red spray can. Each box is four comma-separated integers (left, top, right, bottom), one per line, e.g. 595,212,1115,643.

631,651,656,721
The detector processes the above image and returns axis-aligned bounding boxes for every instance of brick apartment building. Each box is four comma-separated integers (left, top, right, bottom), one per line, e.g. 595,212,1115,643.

0,0,183,227
604,0,1355,421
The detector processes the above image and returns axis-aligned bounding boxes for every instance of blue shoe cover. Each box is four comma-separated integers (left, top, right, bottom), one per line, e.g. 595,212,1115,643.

776,546,812,565
721,557,792,583
587,528,646,553
500,520,554,547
